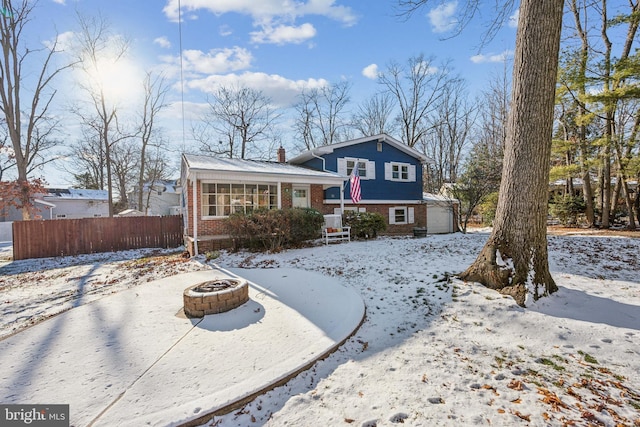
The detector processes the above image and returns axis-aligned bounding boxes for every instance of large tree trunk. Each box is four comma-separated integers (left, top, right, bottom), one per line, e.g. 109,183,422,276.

460,0,562,307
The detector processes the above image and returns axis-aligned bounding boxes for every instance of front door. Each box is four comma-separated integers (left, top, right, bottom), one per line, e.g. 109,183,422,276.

292,186,310,208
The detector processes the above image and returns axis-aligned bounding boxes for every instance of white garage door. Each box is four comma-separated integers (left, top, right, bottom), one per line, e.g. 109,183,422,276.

427,205,453,234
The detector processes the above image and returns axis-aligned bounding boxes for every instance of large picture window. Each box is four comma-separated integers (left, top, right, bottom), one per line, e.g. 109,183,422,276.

202,183,278,217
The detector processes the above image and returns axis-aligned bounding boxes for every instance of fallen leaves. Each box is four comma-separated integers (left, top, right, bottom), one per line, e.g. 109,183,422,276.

510,410,531,422
508,379,524,391
538,388,569,412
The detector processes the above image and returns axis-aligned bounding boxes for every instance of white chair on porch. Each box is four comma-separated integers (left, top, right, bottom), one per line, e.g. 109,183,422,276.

321,214,351,244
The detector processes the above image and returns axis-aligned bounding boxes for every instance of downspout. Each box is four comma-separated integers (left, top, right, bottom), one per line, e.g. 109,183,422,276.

310,150,327,171
192,175,198,256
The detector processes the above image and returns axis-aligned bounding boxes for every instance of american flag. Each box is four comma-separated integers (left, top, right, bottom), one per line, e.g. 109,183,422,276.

350,162,362,204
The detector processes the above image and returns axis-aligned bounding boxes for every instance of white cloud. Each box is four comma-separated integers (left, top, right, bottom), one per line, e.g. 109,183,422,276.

162,0,358,50
180,47,254,74
362,64,379,80
52,0,66,4
44,31,75,51
187,71,328,107
162,0,357,39
508,9,519,28
469,50,513,64
251,23,317,45
428,1,458,33
219,25,233,37
154,36,172,49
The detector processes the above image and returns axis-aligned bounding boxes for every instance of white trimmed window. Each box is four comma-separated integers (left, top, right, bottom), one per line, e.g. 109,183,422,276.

202,183,278,217
337,158,375,179
384,162,416,182
388,207,415,225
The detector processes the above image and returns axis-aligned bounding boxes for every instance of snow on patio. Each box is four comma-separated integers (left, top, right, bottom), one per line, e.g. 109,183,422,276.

1,231,639,426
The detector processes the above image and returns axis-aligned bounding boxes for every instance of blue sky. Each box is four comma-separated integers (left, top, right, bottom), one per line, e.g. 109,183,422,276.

23,0,518,185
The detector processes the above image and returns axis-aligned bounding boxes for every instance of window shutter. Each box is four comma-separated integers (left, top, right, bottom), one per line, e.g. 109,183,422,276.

409,165,416,182
337,158,347,175
384,162,392,180
366,161,376,180
388,207,396,224
408,207,415,224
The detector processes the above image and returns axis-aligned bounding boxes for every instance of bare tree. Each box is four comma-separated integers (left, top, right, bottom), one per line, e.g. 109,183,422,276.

421,78,477,192
0,0,73,219
401,0,563,306
137,71,168,212
110,139,137,212
351,93,397,137
66,130,104,190
72,13,131,216
196,84,279,159
140,145,174,215
293,81,351,149
378,54,455,148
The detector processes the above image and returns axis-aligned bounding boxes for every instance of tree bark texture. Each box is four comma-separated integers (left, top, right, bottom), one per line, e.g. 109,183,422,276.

460,0,562,306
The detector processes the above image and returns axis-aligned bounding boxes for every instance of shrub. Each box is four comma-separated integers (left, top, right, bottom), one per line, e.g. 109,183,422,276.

343,211,386,239
288,207,324,243
225,208,323,251
549,194,586,226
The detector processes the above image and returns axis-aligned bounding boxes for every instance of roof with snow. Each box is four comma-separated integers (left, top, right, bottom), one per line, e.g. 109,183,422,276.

143,179,180,194
44,188,109,201
423,192,459,203
182,154,346,182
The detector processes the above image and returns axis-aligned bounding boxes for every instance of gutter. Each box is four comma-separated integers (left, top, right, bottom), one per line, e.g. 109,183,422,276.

34,199,56,219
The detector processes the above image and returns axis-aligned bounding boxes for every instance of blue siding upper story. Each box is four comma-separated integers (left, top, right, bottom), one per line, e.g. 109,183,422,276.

300,139,424,201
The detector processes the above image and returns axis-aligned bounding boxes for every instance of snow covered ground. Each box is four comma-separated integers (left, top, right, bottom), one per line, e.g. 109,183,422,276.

1,230,639,426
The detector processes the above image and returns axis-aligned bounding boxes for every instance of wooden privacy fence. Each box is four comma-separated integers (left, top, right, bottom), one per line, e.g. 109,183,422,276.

12,215,183,260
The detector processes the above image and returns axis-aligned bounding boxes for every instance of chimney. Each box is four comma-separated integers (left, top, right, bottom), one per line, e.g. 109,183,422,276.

277,146,286,163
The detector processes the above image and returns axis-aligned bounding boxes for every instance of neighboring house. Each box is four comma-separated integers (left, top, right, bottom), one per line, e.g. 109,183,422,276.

289,133,434,234
41,188,109,219
181,153,347,255
128,179,182,216
0,188,109,221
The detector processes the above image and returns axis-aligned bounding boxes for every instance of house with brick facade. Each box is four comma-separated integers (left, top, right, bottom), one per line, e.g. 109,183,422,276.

181,134,457,255
180,153,347,255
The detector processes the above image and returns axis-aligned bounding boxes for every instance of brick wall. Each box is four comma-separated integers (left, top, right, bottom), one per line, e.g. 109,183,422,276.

184,177,433,255
281,183,292,208
318,202,426,234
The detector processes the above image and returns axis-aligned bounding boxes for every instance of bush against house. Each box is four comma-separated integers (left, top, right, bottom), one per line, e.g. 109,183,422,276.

343,211,386,239
225,208,324,251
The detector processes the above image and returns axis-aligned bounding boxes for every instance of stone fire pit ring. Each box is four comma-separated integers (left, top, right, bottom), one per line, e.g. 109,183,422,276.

183,278,249,318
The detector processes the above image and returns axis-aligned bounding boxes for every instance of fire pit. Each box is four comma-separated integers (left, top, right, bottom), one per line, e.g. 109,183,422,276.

183,278,249,318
